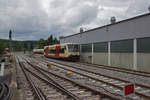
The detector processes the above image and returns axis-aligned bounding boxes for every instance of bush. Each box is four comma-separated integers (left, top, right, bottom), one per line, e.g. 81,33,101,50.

0,43,6,55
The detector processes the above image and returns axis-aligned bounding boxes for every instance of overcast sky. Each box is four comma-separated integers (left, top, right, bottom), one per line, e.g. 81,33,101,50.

0,0,150,40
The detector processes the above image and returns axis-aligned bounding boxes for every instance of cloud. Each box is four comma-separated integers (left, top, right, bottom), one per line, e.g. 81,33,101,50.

126,0,150,16
0,0,150,40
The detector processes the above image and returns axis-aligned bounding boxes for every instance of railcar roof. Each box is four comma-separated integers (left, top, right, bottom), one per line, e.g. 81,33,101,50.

44,43,79,48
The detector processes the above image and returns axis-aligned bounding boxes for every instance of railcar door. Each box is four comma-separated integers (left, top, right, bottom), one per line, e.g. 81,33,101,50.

55,46,60,58
44,47,49,56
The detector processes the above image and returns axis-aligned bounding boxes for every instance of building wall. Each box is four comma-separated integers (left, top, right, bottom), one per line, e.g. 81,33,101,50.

110,53,133,69
137,53,150,72
80,53,92,63
93,53,108,65
137,37,150,72
79,37,150,72
80,44,92,63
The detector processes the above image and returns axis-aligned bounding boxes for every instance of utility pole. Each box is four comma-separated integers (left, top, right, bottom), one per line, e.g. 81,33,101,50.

9,30,12,54
9,30,12,62
9,30,12,40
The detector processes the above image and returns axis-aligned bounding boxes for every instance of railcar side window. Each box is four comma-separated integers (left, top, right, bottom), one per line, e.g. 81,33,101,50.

49,49,56,54
60,48,65,53
44,49,46,52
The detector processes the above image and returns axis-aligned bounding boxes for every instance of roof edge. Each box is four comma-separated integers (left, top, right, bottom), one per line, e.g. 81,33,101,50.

61,12,150,39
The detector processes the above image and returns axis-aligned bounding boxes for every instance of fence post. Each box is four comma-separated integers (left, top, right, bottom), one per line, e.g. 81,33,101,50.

108,41,111,66
92,43,94,64
133,38,137,70
80,44,82,62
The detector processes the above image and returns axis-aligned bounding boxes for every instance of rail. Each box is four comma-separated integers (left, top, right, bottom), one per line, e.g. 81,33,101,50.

0,82,12,100
18,61,46,100
25,58,123,100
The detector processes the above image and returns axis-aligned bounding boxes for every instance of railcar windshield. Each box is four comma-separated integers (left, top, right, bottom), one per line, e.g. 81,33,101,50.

68,44,79,52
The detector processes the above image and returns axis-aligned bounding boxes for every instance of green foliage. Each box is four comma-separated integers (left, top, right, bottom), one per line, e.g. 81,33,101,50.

0,43,6,55
0,39,38,51
0,34,59,51
38,38,46,49
37,35,59,49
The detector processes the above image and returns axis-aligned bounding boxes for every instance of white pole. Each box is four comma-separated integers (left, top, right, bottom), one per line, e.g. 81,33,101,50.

133,38,137,70
0,62,5,76
108,41,111,66
92,43,94,64
80,44,82,62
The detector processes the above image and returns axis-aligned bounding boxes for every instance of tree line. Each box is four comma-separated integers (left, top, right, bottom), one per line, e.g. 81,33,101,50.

0,42,6,55
37,35,59,49
0,35,59,55
0,39,37,54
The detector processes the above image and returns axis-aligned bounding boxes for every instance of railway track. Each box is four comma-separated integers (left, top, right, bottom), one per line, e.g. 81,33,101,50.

17,57,80,100
0,82,12,100
23,56,128,99
77,62,150,78
34,55,150,86
29,55,150,100
16,57,37,100
17,59,46,100
38,55,150,78
17,55,125,100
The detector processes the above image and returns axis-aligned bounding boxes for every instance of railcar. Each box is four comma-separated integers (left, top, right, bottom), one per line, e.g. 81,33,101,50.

33,49,44,54
44,43,80,61
5,48,9,53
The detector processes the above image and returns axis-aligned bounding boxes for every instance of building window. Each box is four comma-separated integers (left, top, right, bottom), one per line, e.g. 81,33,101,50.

137,37,150,53
94,42,108,52
81,44,92,53
111,39,133,53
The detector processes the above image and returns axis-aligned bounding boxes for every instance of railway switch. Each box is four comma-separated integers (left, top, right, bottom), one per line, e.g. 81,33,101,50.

66,71,74,75
54,66,59,71
47,64,52,67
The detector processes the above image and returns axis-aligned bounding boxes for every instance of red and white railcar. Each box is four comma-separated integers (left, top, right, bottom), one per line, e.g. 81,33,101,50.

44,43,80,61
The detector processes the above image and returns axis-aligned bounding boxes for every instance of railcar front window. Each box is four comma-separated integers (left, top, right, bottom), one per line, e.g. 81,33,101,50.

68,44,79,52
74,45,79,52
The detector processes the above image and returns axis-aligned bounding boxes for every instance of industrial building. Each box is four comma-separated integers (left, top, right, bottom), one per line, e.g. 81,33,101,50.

60,13,150,72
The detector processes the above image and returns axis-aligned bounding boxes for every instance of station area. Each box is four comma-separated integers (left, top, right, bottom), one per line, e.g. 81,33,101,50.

0,13,150,100
0,52,150,100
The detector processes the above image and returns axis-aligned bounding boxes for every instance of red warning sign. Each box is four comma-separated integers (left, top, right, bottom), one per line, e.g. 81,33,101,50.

124,83,135,96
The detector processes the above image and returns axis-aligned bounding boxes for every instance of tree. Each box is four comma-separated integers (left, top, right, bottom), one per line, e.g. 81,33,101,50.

54,37,59,44
23,42,28,50
36,35,60,49
38,38,46,49
30,42,34,50
0,43,6,55
47,35,53,45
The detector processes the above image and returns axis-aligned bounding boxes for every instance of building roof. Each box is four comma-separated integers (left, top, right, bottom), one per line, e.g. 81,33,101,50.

44,43,79,48
61,13,150,39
